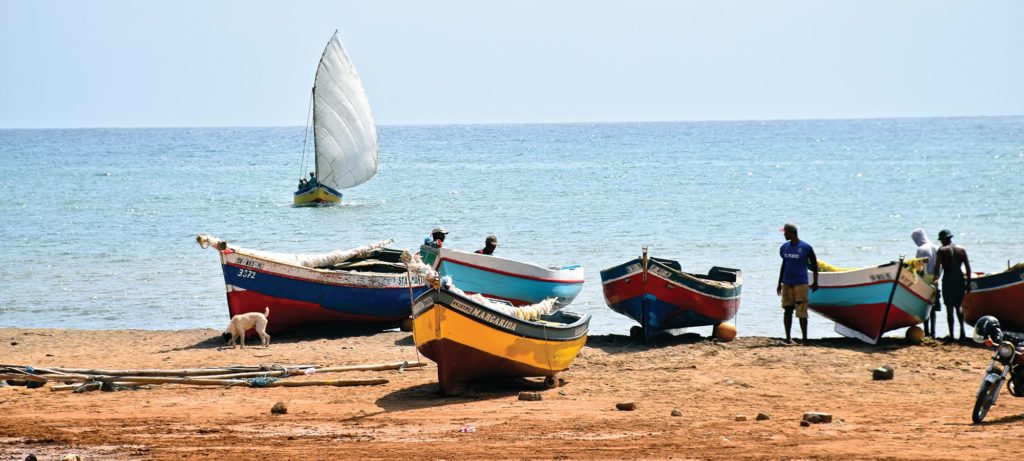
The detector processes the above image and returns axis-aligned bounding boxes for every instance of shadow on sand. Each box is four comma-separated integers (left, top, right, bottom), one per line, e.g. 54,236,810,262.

375,377,560,412
584,331,711,353
158,322,405,353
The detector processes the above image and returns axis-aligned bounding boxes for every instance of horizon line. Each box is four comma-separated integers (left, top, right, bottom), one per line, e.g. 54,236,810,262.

1,113,1021,131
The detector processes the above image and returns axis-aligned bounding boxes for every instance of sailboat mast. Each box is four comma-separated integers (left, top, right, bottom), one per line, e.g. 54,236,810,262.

310,86,318,180
298,88,314,180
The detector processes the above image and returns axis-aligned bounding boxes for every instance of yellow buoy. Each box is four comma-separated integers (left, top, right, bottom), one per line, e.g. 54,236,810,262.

714,322,737,342
905,326,925,344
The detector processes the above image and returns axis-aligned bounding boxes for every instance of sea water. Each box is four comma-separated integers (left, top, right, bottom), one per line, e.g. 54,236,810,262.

1,117,1022,338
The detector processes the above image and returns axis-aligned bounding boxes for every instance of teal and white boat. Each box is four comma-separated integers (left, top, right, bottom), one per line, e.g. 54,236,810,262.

808,258,936,344
419,245,584,308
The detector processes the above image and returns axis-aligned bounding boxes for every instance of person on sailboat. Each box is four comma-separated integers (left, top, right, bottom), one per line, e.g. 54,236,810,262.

298,177,308,191
475,235,498,255
935,229,971,343
425,227,448,248
308,172,318,187
911,228,941,338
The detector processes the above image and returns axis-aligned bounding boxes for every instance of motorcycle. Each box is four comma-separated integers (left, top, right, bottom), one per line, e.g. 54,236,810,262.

971,315,1024,423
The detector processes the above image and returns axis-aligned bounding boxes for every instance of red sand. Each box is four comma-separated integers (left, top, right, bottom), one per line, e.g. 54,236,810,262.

2,328,1023,460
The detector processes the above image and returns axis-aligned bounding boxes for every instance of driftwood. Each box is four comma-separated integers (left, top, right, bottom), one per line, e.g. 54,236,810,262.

3,360,422,393
56,377,388,392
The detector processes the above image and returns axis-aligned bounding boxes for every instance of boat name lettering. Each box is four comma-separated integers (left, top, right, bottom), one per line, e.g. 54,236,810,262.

627,263,642,274
649,266,672,279
869,273,893,282
413,298,433,312
237,258,264,270
449,299,517,331
236,268,257,280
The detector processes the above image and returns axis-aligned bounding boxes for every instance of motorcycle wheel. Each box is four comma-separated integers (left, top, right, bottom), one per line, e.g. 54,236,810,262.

973,379,999,424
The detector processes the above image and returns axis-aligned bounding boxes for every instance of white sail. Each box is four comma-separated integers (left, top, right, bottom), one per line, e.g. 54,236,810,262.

313,32,378,190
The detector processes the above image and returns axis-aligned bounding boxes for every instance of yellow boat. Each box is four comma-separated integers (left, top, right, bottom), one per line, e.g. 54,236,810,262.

412,285,590,395
293,182,342,206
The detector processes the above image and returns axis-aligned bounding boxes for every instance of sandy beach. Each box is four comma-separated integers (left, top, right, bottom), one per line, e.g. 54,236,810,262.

2,328,1023,460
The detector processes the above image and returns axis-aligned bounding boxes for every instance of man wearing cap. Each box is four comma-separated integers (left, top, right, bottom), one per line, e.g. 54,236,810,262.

425,226,448,249
935,229,971,342
475,235,498,255
777,223,818,345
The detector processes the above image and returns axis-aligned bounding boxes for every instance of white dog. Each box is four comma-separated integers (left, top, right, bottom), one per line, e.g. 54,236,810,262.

223,307,270,348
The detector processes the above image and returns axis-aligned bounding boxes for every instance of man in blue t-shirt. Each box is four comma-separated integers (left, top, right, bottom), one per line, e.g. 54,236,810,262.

777,223,819,344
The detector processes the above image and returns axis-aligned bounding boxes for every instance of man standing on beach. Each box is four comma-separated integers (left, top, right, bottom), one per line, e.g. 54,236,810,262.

911,228,941,338
935,229,971,342
777,223,818,344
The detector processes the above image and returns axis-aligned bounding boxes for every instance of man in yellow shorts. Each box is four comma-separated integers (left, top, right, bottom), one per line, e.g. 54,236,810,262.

777,223,818,344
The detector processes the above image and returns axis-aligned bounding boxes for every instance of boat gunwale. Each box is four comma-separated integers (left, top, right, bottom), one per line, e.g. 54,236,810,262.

222,248,428,286
421,245,585,283
412,288,590,342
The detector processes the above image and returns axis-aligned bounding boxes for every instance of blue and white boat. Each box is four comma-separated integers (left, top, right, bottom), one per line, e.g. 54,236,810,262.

419,245,584,307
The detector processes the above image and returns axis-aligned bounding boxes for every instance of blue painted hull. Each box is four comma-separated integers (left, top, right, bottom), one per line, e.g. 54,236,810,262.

222,262,427,320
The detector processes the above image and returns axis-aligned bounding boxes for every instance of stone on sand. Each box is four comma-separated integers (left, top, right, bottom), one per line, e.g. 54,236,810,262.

615,402,636,411
873,365,894,380
518,392,542,401
802,412,832,424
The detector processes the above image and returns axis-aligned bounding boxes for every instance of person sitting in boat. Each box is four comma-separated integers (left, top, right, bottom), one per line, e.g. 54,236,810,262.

298,178,308,191
425,226,448,248
475,235,498,255
307,172,318,187
911,228,941,338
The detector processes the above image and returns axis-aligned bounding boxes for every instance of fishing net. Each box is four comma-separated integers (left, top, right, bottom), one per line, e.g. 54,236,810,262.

197,235,394,269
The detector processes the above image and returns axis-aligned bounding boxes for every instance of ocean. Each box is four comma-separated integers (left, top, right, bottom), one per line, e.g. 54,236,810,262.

1,117,1021,339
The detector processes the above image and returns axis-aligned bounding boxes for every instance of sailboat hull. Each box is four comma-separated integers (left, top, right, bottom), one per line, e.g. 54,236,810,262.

294,185,342,206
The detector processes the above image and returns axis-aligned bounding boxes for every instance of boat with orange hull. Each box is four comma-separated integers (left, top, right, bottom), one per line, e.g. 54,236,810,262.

963,264,1024,331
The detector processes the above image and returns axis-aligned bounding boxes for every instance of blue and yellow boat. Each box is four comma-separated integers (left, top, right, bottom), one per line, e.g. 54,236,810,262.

412,283,590,395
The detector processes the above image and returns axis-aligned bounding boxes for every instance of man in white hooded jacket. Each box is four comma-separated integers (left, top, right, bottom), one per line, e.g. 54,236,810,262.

911,228,940,338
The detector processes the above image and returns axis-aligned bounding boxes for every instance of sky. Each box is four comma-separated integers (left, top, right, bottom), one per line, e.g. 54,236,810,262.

1,0,1022,128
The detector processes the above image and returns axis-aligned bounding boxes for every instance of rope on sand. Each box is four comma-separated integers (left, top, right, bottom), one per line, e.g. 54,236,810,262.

246,377,279,388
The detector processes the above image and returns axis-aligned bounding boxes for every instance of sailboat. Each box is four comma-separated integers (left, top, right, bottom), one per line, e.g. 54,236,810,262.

294,31,378,206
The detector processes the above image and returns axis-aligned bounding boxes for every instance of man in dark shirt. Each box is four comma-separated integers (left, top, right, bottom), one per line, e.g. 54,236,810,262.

777,223,819,344
475,235,498,255
935,229,971,342
424,226,448,248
